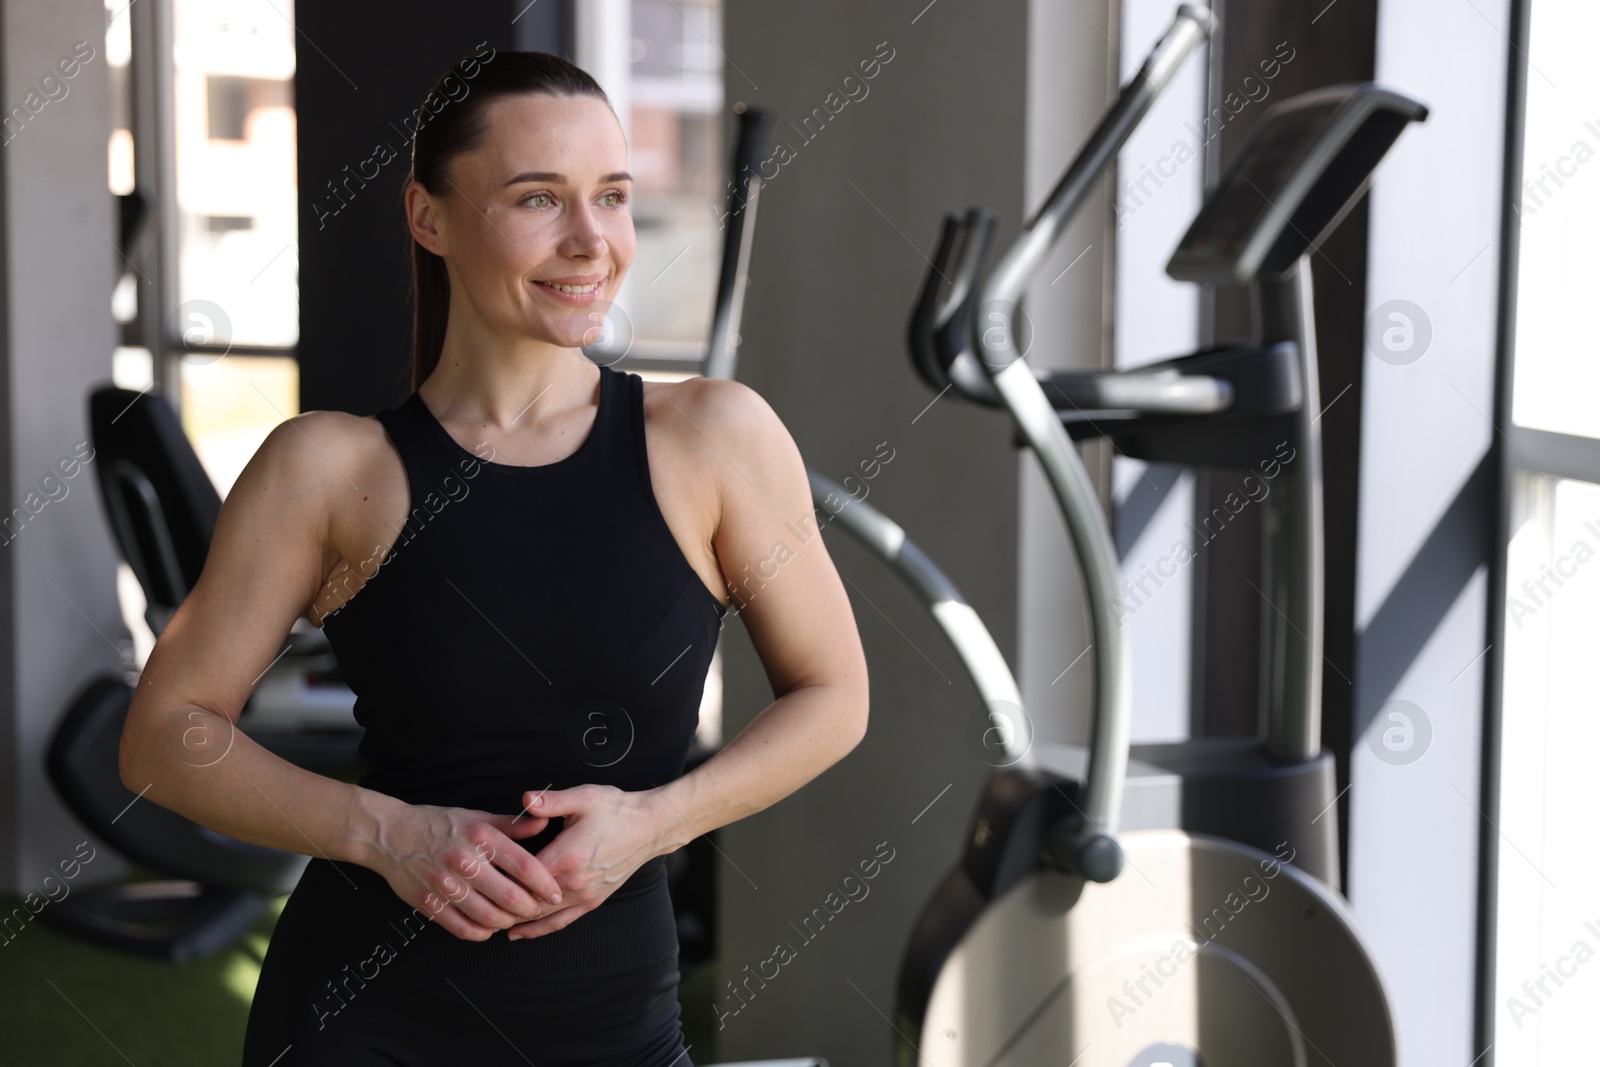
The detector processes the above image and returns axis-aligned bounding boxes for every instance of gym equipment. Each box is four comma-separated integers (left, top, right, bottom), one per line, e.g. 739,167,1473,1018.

44,674,311,961
38,385,369,961
85,382,359,745
897,64,1427,1067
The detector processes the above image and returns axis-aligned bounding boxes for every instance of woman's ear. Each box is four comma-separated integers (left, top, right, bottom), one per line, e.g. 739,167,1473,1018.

406,180,447,256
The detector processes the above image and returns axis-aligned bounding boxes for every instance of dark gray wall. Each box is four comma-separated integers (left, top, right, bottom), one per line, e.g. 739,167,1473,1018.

295,0,567,417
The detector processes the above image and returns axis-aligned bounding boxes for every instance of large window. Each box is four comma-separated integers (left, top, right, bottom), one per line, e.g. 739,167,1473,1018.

111,0,299,499
108,0,301,659
577,0,725,357
171,0,297,352
1492,1,1600,1061
171,0,299,492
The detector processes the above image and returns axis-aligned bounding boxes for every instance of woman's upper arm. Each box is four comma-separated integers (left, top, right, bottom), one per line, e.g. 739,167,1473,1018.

699,379,869,705
123,411,349,742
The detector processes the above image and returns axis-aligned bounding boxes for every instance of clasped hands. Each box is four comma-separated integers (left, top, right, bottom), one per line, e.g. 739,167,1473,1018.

369,783,672,943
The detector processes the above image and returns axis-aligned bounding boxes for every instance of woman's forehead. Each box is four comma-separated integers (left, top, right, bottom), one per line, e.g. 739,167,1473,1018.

473,94,627,178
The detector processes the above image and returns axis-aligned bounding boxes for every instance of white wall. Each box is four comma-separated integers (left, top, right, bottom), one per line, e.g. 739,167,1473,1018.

1352,0,1511,1060
1015,0,1122,745
0,0,126,894
1109,0,1209,742
1016,0,1210,750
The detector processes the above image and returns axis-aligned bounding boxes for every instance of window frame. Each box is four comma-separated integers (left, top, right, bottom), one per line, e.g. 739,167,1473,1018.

127,0,299,409
1479,0,1600,1061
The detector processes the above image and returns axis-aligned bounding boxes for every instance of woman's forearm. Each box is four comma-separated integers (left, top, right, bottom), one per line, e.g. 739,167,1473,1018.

645,681,867,854
119,701,398,869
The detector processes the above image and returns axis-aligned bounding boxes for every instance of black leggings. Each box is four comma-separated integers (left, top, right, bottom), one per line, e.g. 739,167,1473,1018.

243,859,692,1066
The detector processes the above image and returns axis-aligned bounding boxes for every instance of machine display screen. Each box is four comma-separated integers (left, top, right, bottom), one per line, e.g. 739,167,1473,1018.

1179,101,1342,264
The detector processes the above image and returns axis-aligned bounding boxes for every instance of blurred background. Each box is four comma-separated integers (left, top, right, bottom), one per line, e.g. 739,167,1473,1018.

0,0,1593,1064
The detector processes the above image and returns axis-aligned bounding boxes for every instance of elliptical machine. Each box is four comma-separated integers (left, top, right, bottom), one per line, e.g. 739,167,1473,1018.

671,11,1427,1064
894,64,1428,1067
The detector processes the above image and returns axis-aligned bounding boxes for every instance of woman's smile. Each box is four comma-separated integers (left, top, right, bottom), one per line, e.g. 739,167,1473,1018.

531,273,608,305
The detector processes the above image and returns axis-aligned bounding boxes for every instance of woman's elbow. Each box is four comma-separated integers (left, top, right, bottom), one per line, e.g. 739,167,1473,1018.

838,678,870,754
118,698,173,793
118,718,151,793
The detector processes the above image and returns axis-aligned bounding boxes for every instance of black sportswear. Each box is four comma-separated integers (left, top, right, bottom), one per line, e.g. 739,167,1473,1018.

243,362,725,1065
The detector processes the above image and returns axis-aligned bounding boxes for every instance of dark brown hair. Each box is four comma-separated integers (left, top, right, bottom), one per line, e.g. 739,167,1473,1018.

405,49,611,392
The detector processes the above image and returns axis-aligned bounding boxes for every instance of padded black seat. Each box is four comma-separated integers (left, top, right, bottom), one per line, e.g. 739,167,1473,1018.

43,673,307,961
37,384,363,960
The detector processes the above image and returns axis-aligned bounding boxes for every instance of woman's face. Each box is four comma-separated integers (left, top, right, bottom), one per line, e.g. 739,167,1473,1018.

411,92,635,350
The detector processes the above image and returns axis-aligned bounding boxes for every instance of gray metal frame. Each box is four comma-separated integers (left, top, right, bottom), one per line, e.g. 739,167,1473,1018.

1252,264,1324,761
807,471,1031,765
968,4,1216,864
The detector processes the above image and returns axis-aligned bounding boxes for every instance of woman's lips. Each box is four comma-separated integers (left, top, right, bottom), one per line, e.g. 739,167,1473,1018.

532,279,605,305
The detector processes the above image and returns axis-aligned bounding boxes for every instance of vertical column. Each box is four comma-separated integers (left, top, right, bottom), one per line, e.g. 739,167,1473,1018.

1352,0,1511,1060
1015,0,1119,748
1097,0,1211,743
0,0,124,893
294,4,529,416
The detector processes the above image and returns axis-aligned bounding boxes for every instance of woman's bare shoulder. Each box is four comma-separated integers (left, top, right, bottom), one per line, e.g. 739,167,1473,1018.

262,407,413,498
256,408,410,575
641,375,791,453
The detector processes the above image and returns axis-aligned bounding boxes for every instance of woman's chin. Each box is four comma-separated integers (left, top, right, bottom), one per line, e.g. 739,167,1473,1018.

557,306,622,349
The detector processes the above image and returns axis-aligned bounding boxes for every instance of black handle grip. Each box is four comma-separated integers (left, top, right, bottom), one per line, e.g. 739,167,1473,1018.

906,213,964,393
935,208,998,377
1041,814,1124,883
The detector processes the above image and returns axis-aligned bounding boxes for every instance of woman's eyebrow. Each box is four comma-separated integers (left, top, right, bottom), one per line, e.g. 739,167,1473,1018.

504,170,633,186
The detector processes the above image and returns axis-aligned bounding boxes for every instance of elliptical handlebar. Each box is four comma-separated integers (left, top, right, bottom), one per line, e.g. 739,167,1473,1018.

908,5,1225,430
980,4,1215,311
909,205,1238,419
908,208,1005,402
962,5,1215,882
704,104,772,382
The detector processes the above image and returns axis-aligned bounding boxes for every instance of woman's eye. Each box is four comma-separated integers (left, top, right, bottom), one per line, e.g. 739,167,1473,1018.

602,191,629,208
524,192,554,208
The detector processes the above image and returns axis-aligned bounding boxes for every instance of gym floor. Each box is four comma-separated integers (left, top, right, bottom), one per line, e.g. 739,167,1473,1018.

0,877,723,1065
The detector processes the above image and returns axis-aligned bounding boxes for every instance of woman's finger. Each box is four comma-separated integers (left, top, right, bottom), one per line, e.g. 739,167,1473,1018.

428,863,528,933
457,845,553,921
501,812,550,839
481,820,564,904
415,886,499,942
507,901,593,940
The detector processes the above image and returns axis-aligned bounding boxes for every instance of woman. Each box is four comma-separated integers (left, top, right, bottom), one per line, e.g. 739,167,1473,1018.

117,50,868,1065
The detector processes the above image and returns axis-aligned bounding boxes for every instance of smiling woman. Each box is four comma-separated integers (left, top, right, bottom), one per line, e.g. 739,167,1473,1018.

124,46,880,1067
403,67,640,396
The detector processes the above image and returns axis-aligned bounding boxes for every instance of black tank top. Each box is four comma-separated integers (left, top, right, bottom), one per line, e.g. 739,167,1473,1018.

318,361,727,977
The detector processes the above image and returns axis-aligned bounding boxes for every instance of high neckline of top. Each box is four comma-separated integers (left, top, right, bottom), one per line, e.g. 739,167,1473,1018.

411,364,608,473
